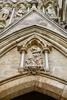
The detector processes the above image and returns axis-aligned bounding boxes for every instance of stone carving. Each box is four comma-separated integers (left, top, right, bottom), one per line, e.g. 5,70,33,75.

0,0,57,20
0,0,66,30
17,45,44,75
1,4,11,20
0,2,12,28
16,3,26,17
0,12,6,28
45,3,57,18
25,46,43,67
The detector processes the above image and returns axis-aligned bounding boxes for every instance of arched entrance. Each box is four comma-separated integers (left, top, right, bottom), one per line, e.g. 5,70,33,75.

12,91,56,100
0,75,65,100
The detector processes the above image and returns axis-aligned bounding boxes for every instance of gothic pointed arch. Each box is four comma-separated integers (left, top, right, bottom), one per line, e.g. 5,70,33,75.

0,0,67,99
24,37,44,70
25,37,44,50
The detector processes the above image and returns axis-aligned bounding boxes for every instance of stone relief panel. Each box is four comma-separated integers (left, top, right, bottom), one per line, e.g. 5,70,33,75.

0,0,66,30
25,45,43,68
0,0,57,29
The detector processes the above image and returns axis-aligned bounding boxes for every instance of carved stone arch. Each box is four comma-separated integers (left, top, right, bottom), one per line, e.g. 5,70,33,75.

0,75,65,100
25,37,45,50
17,35,52,73
24,37,45,70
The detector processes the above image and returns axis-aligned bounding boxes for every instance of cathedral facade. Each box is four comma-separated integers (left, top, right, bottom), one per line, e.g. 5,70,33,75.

0,0,67,100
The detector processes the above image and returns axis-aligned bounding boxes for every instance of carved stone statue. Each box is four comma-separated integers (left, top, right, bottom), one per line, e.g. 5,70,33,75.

0,2,12,28
16,3,26,17
25,46,43,67
0,0,65,29
0,12,6,28
45,3,56,18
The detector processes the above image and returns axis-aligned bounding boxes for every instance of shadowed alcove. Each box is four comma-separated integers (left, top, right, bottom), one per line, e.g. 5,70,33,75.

12,91,57,100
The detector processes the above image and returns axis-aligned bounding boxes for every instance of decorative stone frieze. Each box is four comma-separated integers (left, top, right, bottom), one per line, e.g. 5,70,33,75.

0,0,66,30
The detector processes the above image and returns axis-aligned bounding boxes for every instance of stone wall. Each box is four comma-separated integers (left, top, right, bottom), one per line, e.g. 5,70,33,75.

0,47,67,81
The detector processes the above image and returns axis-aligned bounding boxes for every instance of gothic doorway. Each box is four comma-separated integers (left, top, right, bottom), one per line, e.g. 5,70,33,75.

12,91,56,100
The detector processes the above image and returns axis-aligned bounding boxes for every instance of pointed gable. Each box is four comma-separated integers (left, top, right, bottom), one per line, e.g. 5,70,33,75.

0,9,67,39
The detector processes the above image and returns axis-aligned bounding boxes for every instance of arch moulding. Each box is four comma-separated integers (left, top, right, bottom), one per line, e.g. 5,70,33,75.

0,74,67,100
0,26,67,100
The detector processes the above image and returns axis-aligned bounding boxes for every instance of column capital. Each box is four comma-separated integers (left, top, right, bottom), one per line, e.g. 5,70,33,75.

17,45,27,53
42,45,52,53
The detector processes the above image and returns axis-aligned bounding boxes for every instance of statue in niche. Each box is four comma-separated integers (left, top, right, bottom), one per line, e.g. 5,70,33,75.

1,3,11,20
25,46,43,67
0,2,12,28
45,3,56,18
16,3,26,17
37,0,44,9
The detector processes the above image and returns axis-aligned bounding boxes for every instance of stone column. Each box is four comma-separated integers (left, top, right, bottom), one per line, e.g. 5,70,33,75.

20,48,26,68
62,0,67,22
8,8,15,25
42,6,45,13
27,3,30,12
43,45,51,72
8,0,17,25
57,0,62,22
17,46,27,72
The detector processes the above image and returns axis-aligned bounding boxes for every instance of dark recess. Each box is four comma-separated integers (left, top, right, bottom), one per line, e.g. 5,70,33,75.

12,91,57,100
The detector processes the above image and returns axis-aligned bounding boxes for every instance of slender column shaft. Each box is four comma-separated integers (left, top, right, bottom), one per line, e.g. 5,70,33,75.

8,8,15,25
27,7,30,12
57,0,62,21
43,46,51,72
45,51,49,71
62,0,66,21
20,51,25,68
65,0,67,22
17,46,27,72
59,0,62,9
57,0,60,21
42,6,45,13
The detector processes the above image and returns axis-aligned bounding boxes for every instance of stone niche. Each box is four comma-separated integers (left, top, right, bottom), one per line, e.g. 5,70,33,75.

25,45,43,68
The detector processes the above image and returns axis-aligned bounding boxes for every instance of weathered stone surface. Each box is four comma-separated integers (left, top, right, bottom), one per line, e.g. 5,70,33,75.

0,1,67,100
62,85,67,99
0,75,65,100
